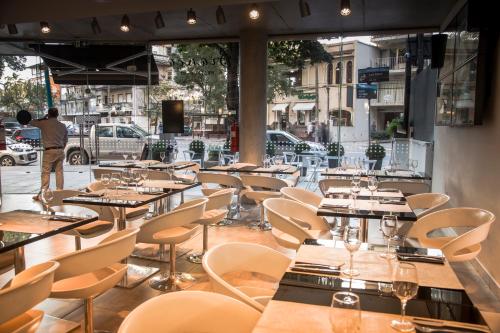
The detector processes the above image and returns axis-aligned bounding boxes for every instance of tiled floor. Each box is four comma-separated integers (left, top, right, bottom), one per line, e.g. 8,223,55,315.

1,188,499,332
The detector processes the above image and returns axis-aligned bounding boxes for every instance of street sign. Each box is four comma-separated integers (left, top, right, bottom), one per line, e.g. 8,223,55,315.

297,92,316,100
356,83,378,99
358,67,389,83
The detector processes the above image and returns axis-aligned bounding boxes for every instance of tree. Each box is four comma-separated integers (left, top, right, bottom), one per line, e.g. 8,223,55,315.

267,63,296,103
0,56,26,79
0,74,47,115
269,40,332,69
171,44,226,114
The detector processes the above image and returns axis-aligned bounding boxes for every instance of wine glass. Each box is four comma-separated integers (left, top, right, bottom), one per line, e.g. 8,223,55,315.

160,151,166,163
380,215,398,259
342,226,362,277
101,173,110,195
132,170,142,190
123,153,129,162
391,262,419,332
111,172,121,196
330,291,361,333
410,159,418,175
350,180,361,209
140,168,149,191
166,166,175,180
274,155,284,166
40,188,54,218
367,176,378,201
131,153,138,162
121,170,131,187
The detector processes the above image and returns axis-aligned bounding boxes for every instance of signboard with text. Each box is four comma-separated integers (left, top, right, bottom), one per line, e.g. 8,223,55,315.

356,84,378,99
358,67,389,83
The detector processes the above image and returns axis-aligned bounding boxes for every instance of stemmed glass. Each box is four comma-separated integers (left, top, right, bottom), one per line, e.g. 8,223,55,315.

132,170,142,190
342,226,362,277
160,151,166,163
380,215,398,259
350,179,361,209
123,153,129,162
367,176,378,201
101,173,110,195
410,159,418,175
140,168,149,191
391,262,419,332
166,166,175,181
111,172,121,196
40,188,54,218
131,153,138,162
121,170,131,188
330,291,361,333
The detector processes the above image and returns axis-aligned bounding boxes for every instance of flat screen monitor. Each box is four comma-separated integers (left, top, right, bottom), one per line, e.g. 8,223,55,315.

162,100,184,133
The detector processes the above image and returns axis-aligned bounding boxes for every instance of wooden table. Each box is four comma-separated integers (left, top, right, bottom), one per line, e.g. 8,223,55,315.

321,167,432,180
253,243,491,332
200,164,299,175
0,210,98,273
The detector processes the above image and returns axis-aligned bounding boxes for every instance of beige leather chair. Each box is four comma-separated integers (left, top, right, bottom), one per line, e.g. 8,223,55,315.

118,291,260,333
197,172,244,221
0,261,59,333
137,198,207,292
92,168,118,180
173,163,200,184
407,208,495,262
240,175,289,231
49,189,116,250
202,242,291,312
147,170,171,181
280,187,322,208
378,180,430,195
50,229,139,333
187,189,234,264
406,193,450,218
264,198,330,250
0,237,14,275
318,178,352,197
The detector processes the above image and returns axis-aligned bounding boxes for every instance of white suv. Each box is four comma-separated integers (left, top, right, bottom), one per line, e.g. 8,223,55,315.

0,138,38,166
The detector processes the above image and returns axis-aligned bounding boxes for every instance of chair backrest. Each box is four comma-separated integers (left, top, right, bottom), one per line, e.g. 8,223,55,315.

407,208,495,260
283,152,296,164
118,291,260,333
50,190,86,207
51,187,116,222
0,261,59,324
202,242,291,312
240,175,288,192
318,178,352,196
206,188,236,211
51,229,139,282
280,187,322,207
147,170,171,181
442,219,494,262
86,180,108,192
137,198,207,244
378,180,430,195
406,193,450,218
197,172,244,190
92,168,117,180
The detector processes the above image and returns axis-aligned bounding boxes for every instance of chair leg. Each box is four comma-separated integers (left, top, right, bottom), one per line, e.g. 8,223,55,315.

187,224,208,264
75,236,82,251
84,297,93,333
248,203,272,231
159,244,166,261
149,243,196,292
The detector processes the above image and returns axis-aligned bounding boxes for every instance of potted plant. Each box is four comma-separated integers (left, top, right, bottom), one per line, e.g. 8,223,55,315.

294,141,311,176
365,143,386,170
266,140,276,157
326,142,344,168
189,139,205,166
150,141,174,162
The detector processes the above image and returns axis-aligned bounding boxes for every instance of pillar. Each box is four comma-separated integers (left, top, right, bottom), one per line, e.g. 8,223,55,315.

239,28,268,165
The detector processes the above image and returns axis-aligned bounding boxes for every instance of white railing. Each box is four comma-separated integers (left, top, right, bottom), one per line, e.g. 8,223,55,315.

371,82,405,106
370,56,406,70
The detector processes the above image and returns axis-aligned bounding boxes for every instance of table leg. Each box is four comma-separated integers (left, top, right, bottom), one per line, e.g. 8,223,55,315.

360,218,368,243
14,246,26,274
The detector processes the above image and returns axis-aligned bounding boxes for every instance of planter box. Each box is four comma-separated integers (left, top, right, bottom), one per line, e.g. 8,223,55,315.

327,157,340,168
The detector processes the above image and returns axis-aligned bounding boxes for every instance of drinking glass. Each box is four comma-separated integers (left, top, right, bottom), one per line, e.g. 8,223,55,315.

330,291,361,333
167,166,175,180
111,172,121,195
342,226,362,277
101,173,110,194
132,170,142,190
274,155,284,166
121,170,131,187
410,159,418,174
367,176,378,201
391,262,419,332
40,188,54,218
350,180,361,208
131,153,138,161
140,168,149,191
380,215,398,259
160,151,166,163
123,153,129,161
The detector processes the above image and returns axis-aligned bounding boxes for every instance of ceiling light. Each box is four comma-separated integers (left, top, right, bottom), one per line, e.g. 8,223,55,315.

187,8,197,25
155,11,165,29
40,21,51,34
340,0,351,16
299,0,311,17
249,4,260,20
120,15,130,32
91,17,101,34
7,24,18,35
216,6,226,25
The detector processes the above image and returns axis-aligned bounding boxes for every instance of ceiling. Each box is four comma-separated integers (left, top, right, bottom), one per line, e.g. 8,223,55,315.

0,0,458,52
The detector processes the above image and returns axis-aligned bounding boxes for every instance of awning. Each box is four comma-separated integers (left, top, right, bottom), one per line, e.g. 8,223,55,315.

272,103,289,112
292,103,316,112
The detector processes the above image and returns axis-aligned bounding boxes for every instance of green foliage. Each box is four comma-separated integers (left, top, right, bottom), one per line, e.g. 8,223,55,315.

268,40,332,69
189,140,205,154
366,143,386,160
385,117,403,137
151,141,172,152
326,142,344,157
223,139,230,151
0,56,26,79
171,44,226,113
207,149,221,161
294,141,311,154
267,63,297,103
0,74,47,114
370,131,391,141
266,140,276,156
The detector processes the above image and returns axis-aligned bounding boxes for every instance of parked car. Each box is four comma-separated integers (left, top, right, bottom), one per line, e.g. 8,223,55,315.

266,130,326,157
3,122,21,136
0,137,38,166
65,123,176,165
11,127,42,148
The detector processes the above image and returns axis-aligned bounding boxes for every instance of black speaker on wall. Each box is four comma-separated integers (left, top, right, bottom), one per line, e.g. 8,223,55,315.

431,34,448,69
162,100,184,133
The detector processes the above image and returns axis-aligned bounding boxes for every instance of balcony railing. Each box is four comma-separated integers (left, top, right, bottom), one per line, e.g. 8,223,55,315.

371,82,405,106
370,56,406,70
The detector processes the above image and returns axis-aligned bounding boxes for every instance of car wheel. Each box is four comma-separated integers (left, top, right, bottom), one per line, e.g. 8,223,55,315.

0,156,16,167
68,151,89,165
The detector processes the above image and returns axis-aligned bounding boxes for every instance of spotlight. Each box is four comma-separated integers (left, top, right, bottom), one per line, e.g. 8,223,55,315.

7,24,18,35
91,17,101,34
216,6,226,25
40,21,50,34
120,15,130,32
299,0,311,17
155,11,165,29
249,3,260,20
340,0,351,16
187,8,197,24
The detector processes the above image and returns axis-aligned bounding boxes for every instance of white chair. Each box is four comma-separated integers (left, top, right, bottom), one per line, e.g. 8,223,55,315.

202,242,291,312
302,155,322,190
137,198,207,292
240,175,289,231
0,261,59,333
50,229,139,333
264,198,331,250
280,187,322,208
187,189,234,264
173,162,200,184
197,172,244,221
318,178,352,197
183,150,202,165
407,208,495,262
406,193,450,218
118,291,260,333
378,180,431,195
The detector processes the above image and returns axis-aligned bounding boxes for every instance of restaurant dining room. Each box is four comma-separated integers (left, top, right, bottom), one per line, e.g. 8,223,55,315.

0,0,499,332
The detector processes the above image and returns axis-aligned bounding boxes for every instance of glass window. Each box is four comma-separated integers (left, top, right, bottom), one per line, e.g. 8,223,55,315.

346,61,353,83
297,111,305,125
97,126,113,137
126,93,132,103
335,62,342,84
327,63,333,85
116,126,140,138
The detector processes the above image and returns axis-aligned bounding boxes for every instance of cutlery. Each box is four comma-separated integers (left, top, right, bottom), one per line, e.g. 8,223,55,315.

321,204,350,208
290,266,340,275
413,322,489,333
294,261,344,270
398,255,445,264
379,200,406,205
49,216,81,222
378,188,400,192
78,193,104,198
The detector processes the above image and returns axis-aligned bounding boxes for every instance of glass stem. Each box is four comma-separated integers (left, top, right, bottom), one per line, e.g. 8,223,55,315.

350,253,354,272
387,238,391,255
401,300,407,323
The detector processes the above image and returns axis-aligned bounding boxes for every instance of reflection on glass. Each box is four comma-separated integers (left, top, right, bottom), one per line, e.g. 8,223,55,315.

330,291,361,333
452,58,477,126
